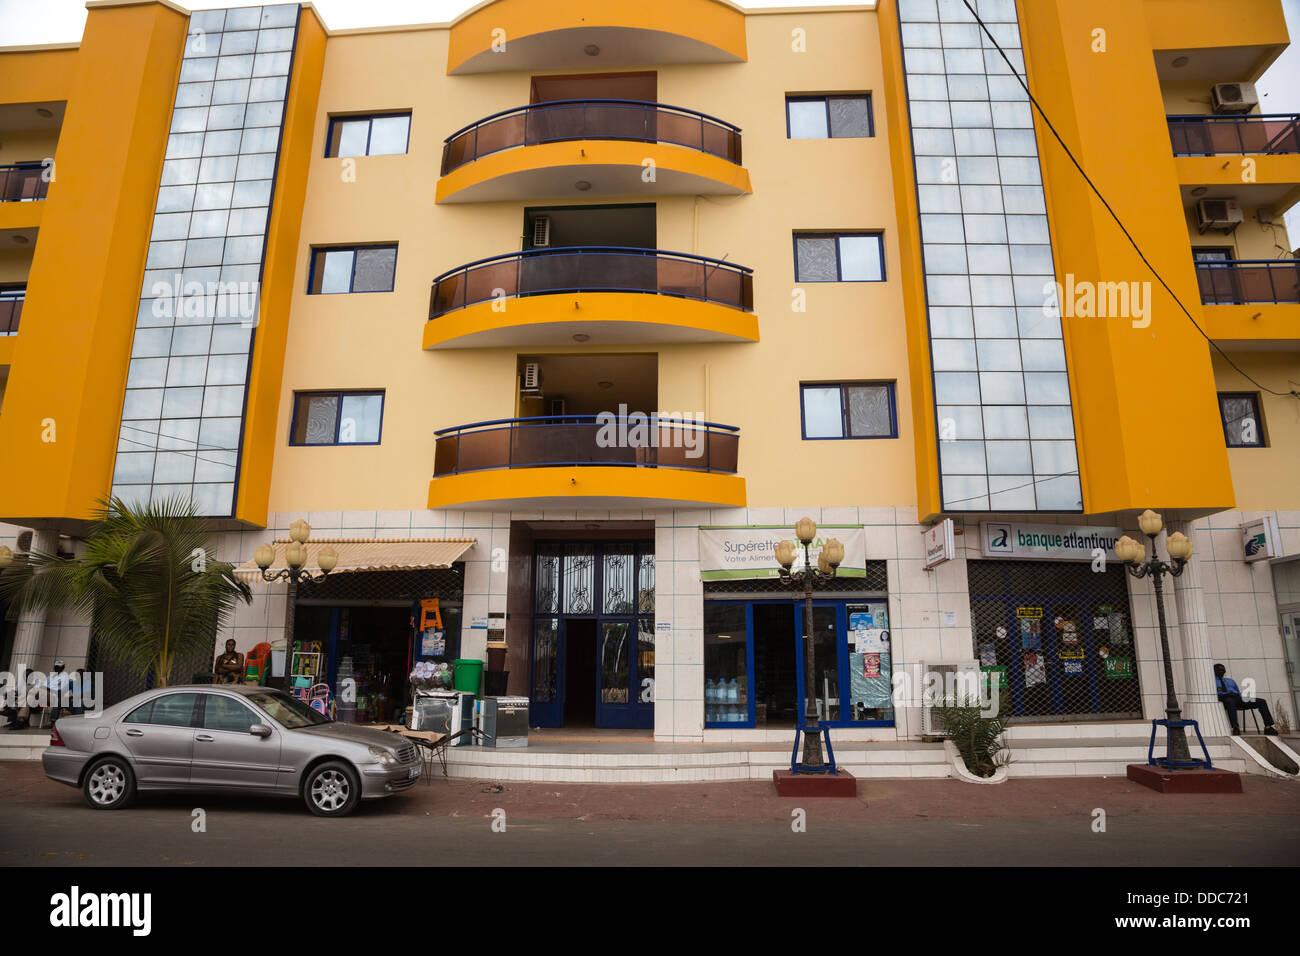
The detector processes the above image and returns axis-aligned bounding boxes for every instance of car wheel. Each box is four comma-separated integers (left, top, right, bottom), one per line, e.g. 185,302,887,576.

303,761,360,818
83,756,136,811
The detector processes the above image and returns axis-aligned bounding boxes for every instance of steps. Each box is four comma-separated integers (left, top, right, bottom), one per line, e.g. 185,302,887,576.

0,730,50,762
1005,736,1246,777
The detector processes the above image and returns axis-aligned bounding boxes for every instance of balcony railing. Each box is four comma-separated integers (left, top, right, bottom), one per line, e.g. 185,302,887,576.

0,288,24,335
1196,259,1300,305
0,163,49,202
441,99,743,175
429,246,754,318
433,415,740,477
1168,114,1300,156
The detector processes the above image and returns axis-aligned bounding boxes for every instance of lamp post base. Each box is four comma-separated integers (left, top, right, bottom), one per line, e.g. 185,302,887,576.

1126,764,1242,794
792,725,837,775
773,768,859,798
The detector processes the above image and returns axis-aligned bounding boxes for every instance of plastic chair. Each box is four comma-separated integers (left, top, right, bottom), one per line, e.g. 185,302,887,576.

307,683,333,718
243,642,272,684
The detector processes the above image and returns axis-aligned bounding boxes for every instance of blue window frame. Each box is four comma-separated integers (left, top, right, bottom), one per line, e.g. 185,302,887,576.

290,390,385,446
794,232,885,282
325,113,411,158
786,94,874,139
801,382,897,440
1218,392,1265,447
308,244,397,294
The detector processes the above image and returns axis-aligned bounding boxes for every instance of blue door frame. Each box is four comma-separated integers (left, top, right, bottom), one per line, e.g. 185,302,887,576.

705,598,895,730
530,541,654,730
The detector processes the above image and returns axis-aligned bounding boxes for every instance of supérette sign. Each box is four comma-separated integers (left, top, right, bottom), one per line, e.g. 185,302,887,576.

699,526,869,580
980,522,1121,561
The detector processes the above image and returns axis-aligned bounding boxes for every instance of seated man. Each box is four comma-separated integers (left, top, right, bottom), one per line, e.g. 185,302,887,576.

1214,663,1279,736
214,640,245,685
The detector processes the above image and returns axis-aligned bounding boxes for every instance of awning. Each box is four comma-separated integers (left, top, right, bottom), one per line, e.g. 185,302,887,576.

234,537,475,582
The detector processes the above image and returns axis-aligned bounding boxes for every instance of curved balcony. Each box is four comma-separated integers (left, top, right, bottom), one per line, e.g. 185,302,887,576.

428,415,746,509
423,247,757,349
446,0,747,75
437,100,750,203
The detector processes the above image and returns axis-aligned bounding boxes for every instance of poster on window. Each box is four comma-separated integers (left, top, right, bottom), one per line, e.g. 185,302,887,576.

1105,657,1135,679
979,643,997,667
1064,659,1084,675
1020,618,1042,650
1059,618,1079,644
862,653,881,677
1023,652,1046,687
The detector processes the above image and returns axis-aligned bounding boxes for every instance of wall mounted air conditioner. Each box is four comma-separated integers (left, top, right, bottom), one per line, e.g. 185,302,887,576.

1196,198,1243,234
1211,82,1258,114
521,362,542,392
919,660,981,737
531,216,551,247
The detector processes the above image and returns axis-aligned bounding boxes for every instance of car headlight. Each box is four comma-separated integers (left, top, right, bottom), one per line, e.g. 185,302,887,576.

367,746,398,767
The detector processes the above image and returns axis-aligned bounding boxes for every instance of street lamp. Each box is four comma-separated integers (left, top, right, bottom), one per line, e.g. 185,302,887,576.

1115,509,1198,766
774,518,845,774
253,520,339,584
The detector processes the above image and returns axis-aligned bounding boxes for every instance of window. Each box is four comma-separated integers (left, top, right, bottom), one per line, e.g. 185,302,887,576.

291,390,385,445
787,95,873,139
308,245,397,294
794,233,885,282
201,694,259,733
1219,392,1265,447
123,693,199,727
325,113,411,157
801,382,896,439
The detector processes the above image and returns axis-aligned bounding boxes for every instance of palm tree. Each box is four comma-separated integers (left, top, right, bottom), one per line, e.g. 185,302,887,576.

0,497,252,687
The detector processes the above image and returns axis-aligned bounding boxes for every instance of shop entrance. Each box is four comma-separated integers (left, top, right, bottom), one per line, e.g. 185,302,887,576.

967,560,1142,722
530,541,655,730
753,605,798,727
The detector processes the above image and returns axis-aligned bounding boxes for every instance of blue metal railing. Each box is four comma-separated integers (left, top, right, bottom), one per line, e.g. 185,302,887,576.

0,287,24,335
1195,258,1300,305
441,98,743,175
428,245,754,318
0,163,48,202
1168,114,1300,156
433,414,741,477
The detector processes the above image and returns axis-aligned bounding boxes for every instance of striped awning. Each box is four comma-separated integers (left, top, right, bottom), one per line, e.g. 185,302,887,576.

234,537,475,582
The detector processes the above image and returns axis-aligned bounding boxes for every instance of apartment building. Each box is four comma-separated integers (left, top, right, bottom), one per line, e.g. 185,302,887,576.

0,0,1297,752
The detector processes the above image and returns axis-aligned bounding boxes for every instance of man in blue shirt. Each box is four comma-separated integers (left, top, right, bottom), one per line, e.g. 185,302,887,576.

1214,663,1278,735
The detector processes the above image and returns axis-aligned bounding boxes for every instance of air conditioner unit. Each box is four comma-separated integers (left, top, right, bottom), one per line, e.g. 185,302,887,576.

1196,198,1243,234
531,216,551,247
919,660,981,737
1211,82,1258,114
521,362,542,392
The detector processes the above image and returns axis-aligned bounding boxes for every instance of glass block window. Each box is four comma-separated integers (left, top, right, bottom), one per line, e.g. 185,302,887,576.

795,232,885,282
308,244,397,294
325,113,412,158
786,95,874,138
801,382,897,439
1219,392,1265,447
290,391,384,445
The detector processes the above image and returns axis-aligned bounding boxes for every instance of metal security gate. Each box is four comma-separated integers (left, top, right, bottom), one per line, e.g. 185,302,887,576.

967,560,1142,722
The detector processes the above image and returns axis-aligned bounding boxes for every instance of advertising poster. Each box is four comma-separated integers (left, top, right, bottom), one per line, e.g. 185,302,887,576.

1023,652,1046,687
1020,618,1042,650
1064,659,1084,675
420,629,445,657
858,629,889,653
1105,657,1135,680
1058,645,1084,660
863,653,882,678
1059,618,1079,644
981,665,1008,697
979,643,997,666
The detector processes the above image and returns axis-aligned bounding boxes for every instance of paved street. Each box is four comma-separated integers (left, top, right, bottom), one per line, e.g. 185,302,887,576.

1,762,1296,866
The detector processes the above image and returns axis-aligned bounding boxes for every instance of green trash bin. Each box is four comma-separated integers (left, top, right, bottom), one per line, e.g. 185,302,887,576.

453,658,483,695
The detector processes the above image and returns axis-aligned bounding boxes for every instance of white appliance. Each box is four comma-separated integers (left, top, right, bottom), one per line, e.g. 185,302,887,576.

919,661,981,736
1196,198,1243,234
1211,82,1258,114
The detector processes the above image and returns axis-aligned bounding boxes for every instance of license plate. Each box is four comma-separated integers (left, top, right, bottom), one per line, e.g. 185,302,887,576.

408,766,420,779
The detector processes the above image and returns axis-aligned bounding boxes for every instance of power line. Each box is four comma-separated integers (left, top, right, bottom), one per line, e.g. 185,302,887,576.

960,0,1300,401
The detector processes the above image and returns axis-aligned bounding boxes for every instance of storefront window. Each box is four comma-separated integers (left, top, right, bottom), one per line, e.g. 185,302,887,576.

603,546,635,614
705,603,749,723
532,618,558,703
846,601,893,721
563,545,595,614
600,621,631,704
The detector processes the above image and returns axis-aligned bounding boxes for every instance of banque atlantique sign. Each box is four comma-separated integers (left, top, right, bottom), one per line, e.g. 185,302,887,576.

980,522,1122,561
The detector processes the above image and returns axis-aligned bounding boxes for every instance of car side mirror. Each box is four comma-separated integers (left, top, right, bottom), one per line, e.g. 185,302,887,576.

249,723,273,738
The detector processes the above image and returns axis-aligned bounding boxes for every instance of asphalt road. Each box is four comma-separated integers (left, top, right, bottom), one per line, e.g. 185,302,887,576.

1,763,1297,866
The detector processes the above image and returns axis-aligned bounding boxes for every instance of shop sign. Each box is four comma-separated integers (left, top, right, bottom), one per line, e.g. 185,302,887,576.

980,522,1121,561
1241,516,1282,562
1105,657,1134,679
923,519,956,569
698,526,869,580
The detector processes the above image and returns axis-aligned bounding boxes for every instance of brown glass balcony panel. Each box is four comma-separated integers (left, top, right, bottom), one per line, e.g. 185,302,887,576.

1196,260,1300,305
0,164,48,202
0,293,23,334
433,417,740,476
1169,115,1300,156
441,100,742,176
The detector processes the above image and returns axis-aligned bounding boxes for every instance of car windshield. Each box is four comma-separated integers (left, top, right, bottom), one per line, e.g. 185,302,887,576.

246,691,331,729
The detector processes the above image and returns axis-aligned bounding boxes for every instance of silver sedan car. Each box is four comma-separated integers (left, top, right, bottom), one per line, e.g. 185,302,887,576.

43,684,422,817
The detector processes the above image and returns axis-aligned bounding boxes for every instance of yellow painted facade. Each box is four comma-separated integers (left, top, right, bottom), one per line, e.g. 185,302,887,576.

0,0,1295,530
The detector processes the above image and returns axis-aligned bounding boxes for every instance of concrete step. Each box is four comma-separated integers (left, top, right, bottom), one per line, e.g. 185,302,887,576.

1006,736,1244,777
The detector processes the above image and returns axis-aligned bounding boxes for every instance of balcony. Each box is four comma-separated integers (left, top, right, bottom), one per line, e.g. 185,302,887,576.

0,287,23,335
0,164,48,202
428,415,745,508
1169,114,1300,156
437,99,750,203
1197,259,1300,305
423,247,757,349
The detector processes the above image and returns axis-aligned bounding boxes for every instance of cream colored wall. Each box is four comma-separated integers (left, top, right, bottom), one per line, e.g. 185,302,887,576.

0,248,33,284
264,10,918,515
0,128,59,167
1212,351,1300,511
1186,203,1293,258
1160,79,1228,116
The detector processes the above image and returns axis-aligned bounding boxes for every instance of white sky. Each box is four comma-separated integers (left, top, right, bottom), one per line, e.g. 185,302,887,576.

2,0,1298,237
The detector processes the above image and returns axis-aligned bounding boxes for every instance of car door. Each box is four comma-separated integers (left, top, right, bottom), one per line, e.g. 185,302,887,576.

115,692,200,785
190,692,282,790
